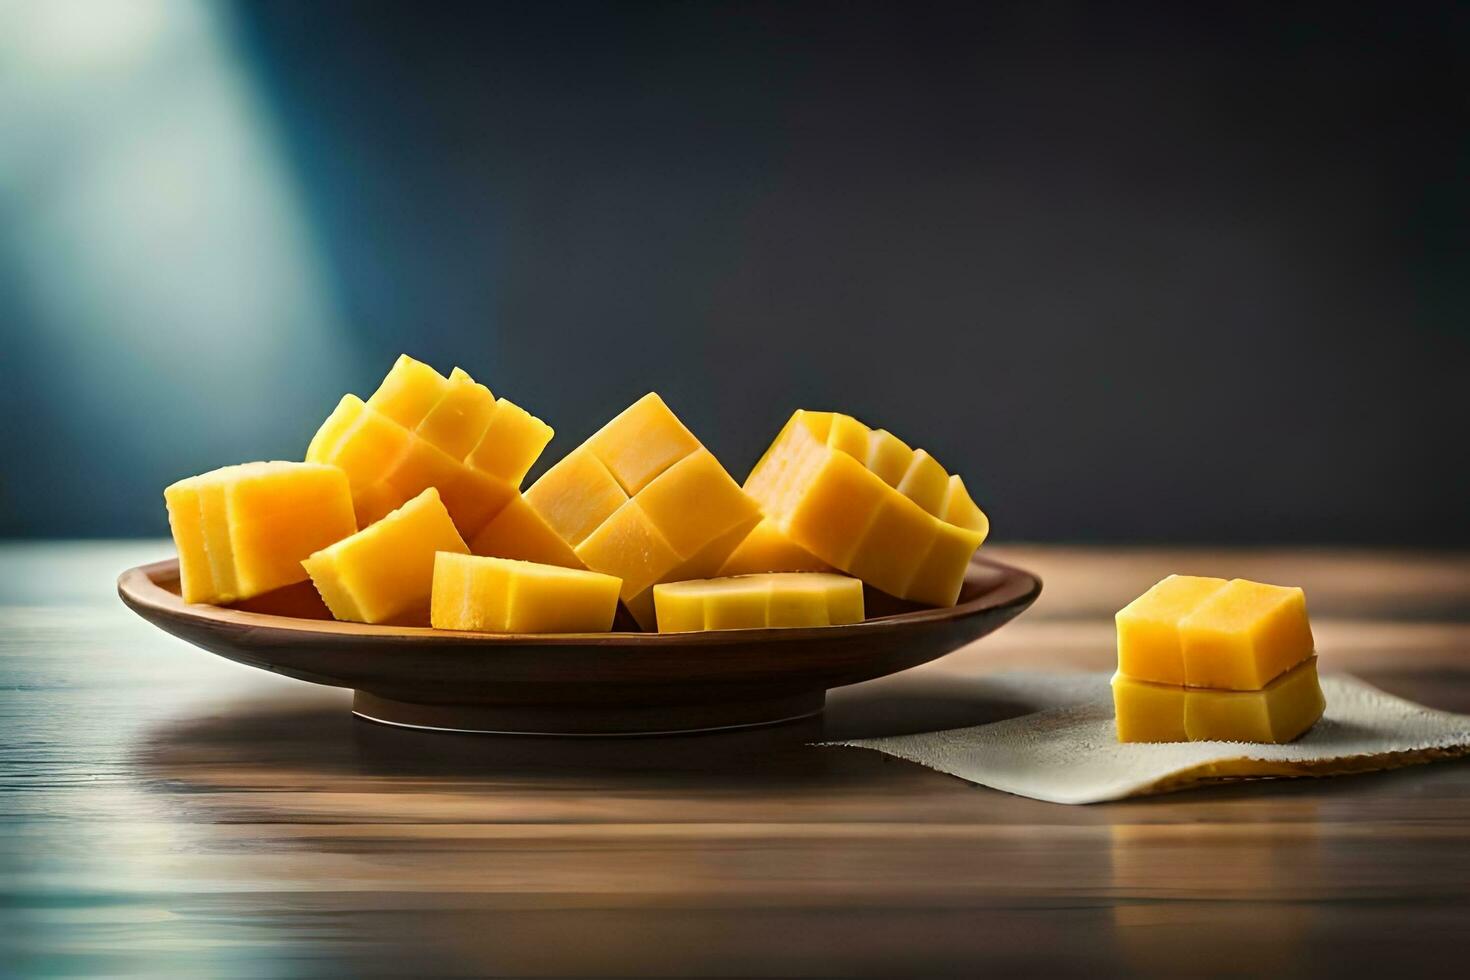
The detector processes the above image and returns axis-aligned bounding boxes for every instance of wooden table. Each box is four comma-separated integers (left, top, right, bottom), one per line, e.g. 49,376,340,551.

2,542,1467,977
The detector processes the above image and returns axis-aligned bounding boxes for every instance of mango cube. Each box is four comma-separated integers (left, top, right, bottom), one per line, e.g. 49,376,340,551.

653,573,865,633
865,429,913,487
522,393,760,627
1115,574,1229,686
1112,658,1325,743
1180,579,1316,691
466,397,554,486
366,353,453,428
306,356,553,540
573,499,683,600
302,487,469,625
523,448,629,547
430,553,621,633
469,493,584,570
940,474,990,535
584,392,702,494
1110,673,1188,743
633,448,758,560
744,410,988,606
415,368,497,459
716,518,832,576
1113,574,1324,743
164,461,356,605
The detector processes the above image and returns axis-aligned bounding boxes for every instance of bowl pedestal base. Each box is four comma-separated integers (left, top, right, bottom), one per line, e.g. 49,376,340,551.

351,689,827,736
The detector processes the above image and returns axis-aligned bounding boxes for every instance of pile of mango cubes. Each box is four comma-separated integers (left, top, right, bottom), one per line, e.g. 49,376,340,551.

1111,575,1326,743
164,355,990,634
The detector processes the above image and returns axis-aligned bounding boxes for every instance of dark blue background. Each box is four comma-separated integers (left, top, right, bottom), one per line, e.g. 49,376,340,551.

2,1,1465,544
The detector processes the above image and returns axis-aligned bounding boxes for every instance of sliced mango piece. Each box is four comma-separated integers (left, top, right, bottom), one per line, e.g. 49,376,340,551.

1184,656,1326,741
633,448,759,560
431,553,621,633
1112,657,1325,743
896,449,948,516
470,493,584,570
366,353,455,429
716,518,831,577
745,410,987,607
164,461,355,605
940,474,989,535
1114,574,1229,687
584,392,702,494
415,370,497,459
573,499,682,601
865,428,913,487
306,356,551,540
1109,672,1187,743
621,517,760,630
825,413,871,459
523,393,758,627
302,487,469,625
524,448,629,547
1180,578,1316,690
653,572,864,633
467,397,554,486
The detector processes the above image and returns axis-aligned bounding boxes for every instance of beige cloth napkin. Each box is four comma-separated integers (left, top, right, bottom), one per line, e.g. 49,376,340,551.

826,673,1470,804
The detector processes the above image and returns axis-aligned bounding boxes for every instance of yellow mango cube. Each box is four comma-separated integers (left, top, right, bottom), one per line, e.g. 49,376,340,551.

904,520,986,607
382,431,514,536
653,572,865,633
1112,657,1325,743
469,493,584,570
940,474,989,535
826,413,871,459
164,461,356,605
1115,575,1229,686
620,518,760,630
1109,672,1188,743
466,397,554,486
415,369,497,459
896,449,948,516
865,428,913,487
573,499,682,601
716,518,832,576
632,448,759,560
522,393,759,627
584,392,703,494
783,448,890,567
306,356,553,539
430,553,621,633
524,448,629,546
1180,578,1316,690
1184,657,1326,742
744,410,988,607
302,487,469,625
844,493,938,599
365,353,454,428
312,395,411,492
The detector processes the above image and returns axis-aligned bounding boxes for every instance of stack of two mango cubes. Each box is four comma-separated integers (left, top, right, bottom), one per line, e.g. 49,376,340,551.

1112,575,1326,743
165,354,992,634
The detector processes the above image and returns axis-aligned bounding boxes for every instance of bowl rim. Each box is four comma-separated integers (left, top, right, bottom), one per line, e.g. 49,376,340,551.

117,555,1042,647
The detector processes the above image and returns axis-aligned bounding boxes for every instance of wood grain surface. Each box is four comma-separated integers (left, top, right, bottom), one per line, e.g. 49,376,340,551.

2,542,1468,978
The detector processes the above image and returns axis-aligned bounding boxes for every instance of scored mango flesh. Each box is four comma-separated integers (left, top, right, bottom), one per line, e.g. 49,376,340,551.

742,410,989,607
306,355,553,539
520,393,761,629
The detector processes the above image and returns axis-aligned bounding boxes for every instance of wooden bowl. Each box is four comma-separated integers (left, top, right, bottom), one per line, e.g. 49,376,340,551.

117,556,1041,735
